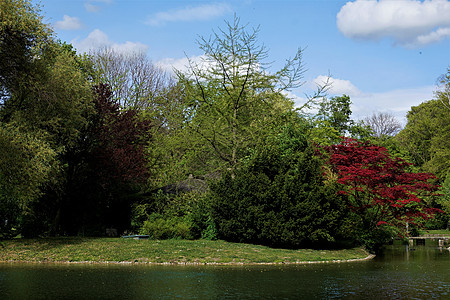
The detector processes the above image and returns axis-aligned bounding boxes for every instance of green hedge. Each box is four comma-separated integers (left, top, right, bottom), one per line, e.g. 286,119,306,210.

209,126,350,249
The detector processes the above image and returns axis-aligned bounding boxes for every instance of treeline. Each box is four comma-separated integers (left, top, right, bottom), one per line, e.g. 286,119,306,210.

1,0,449,251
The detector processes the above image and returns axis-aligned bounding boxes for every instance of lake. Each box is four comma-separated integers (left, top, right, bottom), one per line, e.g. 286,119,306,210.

0,239,449,299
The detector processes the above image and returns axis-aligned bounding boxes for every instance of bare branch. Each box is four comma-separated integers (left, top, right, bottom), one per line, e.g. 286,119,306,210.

364,112,402,137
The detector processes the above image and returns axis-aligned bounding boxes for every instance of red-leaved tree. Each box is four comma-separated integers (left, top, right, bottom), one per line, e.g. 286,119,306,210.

92,83,151,186
323,137,441,238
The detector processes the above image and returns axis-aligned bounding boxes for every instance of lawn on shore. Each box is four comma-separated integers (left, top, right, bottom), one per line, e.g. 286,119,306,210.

0,237,370,264
418,229,450,236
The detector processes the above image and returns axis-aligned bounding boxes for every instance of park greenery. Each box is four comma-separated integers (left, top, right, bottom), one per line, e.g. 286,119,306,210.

1,0,449,253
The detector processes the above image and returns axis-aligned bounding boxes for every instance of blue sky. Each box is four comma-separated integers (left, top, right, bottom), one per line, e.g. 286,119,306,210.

38,0,450,122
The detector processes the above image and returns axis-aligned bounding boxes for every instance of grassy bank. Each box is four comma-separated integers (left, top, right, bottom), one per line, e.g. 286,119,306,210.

418,229,450,236
0,238,371,264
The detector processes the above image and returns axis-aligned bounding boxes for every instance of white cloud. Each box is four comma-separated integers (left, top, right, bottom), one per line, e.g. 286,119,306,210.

415,26,450,46
71,29,148,54
283,91,311,109
313,75,363,97
337,0,450,47
84,0,112,13
156,54,264,81
350,85,435,122
54,15,83,30
85,3,100,13
146,3,232,26
156,56,198,74
292,78,434,122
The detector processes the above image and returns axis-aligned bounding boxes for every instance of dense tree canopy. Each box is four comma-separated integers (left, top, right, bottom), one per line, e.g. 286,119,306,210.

1,0,151,237
1,1,447,246
396,99,450,180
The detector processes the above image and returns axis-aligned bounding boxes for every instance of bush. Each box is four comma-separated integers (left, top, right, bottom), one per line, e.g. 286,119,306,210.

134,189,213,239
209,126,350,249
190,193,218,240
139,213,193,240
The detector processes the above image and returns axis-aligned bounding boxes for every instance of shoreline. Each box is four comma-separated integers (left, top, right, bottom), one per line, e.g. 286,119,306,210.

0,253,375,266
0,238,372,266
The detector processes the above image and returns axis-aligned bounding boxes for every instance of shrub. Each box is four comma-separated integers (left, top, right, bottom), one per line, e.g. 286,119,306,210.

209,126,349,249
139,213,193,240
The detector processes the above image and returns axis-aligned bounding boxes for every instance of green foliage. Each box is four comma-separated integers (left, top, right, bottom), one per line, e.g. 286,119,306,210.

440,172,450,214
210,125,350,248
397,98,450,180
175,16,300,174
0,0,52,104
309,95,372,145
0,123,56,205
140,213,193,240
0,123,56,238
357,226,396,253
317,95,353,135
7,43,94,150
133,189,216,240
1,1,94,149
0,0,51,48
189,193,218,240
426,172,450,229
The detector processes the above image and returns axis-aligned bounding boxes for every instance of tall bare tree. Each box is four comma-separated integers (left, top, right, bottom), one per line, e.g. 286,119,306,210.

364,112,402,138
90,48,174,111
436,67,450,110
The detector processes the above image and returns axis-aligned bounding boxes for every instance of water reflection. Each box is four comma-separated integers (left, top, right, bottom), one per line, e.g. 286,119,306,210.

0,240,449,299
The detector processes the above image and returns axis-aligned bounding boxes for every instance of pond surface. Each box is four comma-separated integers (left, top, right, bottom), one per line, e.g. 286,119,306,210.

0,240,449,299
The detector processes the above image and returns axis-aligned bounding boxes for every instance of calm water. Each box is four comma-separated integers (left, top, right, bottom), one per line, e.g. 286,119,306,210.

0,240,449,299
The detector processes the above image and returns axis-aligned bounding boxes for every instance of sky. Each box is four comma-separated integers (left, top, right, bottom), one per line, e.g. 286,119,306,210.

37,0,450,123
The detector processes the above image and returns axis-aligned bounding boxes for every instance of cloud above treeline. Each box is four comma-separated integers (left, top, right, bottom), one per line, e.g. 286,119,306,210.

71,29,148,54
292,75,434,121
313,75,363,97
54,15,83,30
350,85,435,122
337,0,450,47
146,3,232,26
156,56,205,73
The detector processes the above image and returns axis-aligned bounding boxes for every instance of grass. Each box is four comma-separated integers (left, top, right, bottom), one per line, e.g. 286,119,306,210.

418,229,450,236
0,237,370,264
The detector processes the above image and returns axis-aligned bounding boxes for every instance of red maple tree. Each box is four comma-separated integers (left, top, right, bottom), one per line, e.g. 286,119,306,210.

323,137,441,236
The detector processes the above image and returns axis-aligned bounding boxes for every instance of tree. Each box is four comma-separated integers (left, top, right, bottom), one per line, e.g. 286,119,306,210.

50,83,152,235
90,83,151,186
1,0,95,237
0,123,56,238
317,95,354,135
435,66,450,110
396,69,450,180
309,95,372,145
209,124,350,248
364,112,402,138
0,0,52,108
323,137,441,250
1,0,93,150
90,48,175,113
177,16,305,172
396,99,450,180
